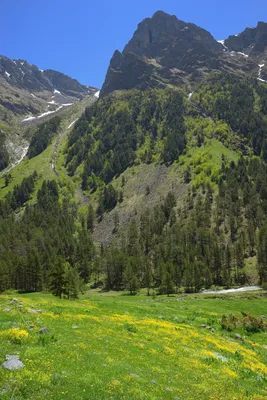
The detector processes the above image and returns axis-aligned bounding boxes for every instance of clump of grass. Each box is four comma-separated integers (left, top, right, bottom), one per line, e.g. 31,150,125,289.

221,312,267,333
37,333,57,346
124,323,137,333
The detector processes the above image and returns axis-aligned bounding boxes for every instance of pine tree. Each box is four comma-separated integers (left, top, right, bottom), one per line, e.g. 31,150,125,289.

49,260,67,299
87,204,95,232
64,265,80,299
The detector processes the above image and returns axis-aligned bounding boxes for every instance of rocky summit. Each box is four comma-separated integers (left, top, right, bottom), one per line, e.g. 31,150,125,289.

101,11,267,95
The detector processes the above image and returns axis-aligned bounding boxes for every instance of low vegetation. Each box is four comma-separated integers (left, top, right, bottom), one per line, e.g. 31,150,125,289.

0,291,267,399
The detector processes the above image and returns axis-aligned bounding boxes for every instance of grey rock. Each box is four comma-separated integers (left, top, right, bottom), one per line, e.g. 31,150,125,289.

200,324,207,328
235,333,242,340
210,328,216,333
214,353,228,362
165,387,172,392
2,355,24,371
9,298,18,305
29,309,42,314
151,380,156,384
39,327,50,334
72,325,79,329
3,308,11,312
130,373,140,378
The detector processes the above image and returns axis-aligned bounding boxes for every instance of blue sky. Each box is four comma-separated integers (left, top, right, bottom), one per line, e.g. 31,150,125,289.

2,0,267,88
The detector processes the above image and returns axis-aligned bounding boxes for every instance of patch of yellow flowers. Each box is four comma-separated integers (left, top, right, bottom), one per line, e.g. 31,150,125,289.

0,328,29,344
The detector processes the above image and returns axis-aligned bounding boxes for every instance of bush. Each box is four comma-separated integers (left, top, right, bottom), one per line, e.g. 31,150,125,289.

221,313,267,333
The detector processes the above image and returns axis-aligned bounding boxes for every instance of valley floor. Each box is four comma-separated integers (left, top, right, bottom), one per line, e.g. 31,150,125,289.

0,290,267,399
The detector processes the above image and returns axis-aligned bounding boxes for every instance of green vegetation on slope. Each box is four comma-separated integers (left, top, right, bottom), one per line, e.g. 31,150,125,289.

27,116,61,159
0,130,9,171
192,73,267,158
66,90,186,190
2,76,267,295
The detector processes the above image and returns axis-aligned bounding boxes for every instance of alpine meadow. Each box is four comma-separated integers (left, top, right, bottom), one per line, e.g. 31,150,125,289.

1,7,267,400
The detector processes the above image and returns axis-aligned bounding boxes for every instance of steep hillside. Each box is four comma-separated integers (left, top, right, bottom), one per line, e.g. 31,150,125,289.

0,55,98,171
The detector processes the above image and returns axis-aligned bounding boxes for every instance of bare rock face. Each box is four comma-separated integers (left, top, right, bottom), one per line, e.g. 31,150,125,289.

101,11,224,95
101,11,267,96
0,56,96,99
225,22,267,55
124,10,222,58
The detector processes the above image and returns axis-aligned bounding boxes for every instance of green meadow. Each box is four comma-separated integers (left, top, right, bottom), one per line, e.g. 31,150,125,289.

1,291,267,399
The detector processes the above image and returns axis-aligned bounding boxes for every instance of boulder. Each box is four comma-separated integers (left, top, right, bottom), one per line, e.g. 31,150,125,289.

29,309,42,314
2,355,24,371
235,333,242,340
39,327,50,334
9,298,18,305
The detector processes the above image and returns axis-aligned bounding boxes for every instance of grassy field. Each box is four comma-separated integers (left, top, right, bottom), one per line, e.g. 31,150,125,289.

1,291,267,399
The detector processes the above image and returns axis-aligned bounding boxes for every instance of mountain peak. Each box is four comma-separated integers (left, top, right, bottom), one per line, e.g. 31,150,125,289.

102,11,223,95
152,10,175,19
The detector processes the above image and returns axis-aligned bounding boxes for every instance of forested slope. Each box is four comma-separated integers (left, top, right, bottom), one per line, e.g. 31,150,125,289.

1,71,267,296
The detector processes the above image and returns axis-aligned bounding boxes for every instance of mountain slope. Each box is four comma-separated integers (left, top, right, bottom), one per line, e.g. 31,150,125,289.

2,12,267,297
0,55,98,171
101,11,266,95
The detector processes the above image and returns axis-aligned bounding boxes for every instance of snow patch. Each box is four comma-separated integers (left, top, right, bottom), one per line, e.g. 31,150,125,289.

21,116,36,122
237,52,248,58
218,40,229,51
67,118,79,130
20,61,24,66
14,145,29,167
39,69,44,73
203,286,262,295
94,90,100,98
22,103,73,122
258,63,267,82
54,89,61,94
4,139,29,171
31,93,36,98
37,106,63,118
188,91,194,100
5,71,10,77
48,100,56,104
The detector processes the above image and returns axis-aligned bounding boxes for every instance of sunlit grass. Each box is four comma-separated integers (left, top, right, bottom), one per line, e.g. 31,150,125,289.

0,291,267,399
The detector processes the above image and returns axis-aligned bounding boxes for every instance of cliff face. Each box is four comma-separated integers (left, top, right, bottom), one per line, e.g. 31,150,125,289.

101,11,267,96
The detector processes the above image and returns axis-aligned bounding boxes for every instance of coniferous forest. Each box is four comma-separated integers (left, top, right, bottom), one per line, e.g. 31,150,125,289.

1,75,267,298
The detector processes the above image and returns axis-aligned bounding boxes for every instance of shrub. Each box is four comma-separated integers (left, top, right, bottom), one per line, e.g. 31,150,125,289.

1,328,29,344
221,313,267,333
